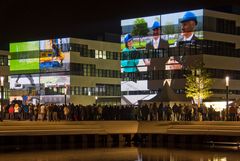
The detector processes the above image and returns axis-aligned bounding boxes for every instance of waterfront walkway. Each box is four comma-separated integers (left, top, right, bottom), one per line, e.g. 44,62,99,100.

1,121,240,136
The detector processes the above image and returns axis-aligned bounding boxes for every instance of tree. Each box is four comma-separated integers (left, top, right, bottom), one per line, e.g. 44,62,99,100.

162,22,175,35
185,65,213,107
131,18,149,45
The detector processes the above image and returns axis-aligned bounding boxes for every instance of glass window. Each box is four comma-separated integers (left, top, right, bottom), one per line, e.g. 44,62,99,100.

103,51,106,59
99,50,103,59
95,50,99,59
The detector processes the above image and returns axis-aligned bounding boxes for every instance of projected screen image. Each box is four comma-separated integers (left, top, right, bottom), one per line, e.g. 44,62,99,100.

10,58,39,73
120,10,204,105
10,41,40,53
10,74,41,97
121,15,160,35
40,95,70,104
161,9,203,47
40,38,70,52
120,55,202,104
121,59,149,73
10,38,70,73
10,41,40,73
40,74,70,104
40,38,70,72
10,96,40,105
121,35,152,50
10,74,40,90
121,80,156,105
40,75,70,87
121,15,161,50
40,51,70,72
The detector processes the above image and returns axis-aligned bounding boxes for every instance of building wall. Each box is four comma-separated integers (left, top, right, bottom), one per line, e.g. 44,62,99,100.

69,38,121,105
0,50,9,103
0,50,9,76
70,95,96,105
205,9,240,25
70,38,120,52
204,9,240,48
203,55,240,71
203,31,240,48
70,51,120,70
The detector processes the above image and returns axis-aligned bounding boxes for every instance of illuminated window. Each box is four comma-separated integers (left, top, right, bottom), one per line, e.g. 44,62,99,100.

103,51,106,59
95,50,99,59
99,50,103,59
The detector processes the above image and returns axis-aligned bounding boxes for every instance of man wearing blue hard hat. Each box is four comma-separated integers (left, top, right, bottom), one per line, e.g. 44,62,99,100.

177,11,198,43
146,21,169,50
121,33,139,73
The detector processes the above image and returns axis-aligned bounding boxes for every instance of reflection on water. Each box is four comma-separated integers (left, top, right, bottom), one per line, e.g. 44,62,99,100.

0,147,239,161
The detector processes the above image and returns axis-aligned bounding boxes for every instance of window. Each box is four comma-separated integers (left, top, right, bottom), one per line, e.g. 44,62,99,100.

0,56,8,66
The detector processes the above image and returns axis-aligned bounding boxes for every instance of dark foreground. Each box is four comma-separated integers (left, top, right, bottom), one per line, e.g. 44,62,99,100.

0,121,240,152
0,146,240,161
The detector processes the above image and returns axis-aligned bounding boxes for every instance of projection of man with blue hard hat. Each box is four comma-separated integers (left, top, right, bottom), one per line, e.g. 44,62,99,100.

146,21,169,50
177,11,198,43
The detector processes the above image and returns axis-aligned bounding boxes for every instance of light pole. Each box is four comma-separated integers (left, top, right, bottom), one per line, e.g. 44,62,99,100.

0,76,4,121
64,85,67,105
95,96,98,105
226,76,229,121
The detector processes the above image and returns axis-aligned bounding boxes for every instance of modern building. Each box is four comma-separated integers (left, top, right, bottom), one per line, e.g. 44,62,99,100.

9,38,121,106
0,50,9,106
120,9,240,109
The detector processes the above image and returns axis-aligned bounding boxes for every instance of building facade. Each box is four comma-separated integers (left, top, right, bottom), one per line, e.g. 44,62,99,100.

9,38,121,105
0,50,9,106
120,9,240,109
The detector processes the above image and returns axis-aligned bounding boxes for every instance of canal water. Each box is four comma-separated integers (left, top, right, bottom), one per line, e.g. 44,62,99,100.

0,147,239,161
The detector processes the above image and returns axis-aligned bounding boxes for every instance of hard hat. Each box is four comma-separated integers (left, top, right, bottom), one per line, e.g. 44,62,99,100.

180,11,198,25
124,34,133,43
151,21,161,30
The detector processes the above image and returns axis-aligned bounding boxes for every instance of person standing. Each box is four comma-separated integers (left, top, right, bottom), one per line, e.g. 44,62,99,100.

176,11,199,46
40,104,46,121
146,21,169,50
14,103,20,120
121,33,139,73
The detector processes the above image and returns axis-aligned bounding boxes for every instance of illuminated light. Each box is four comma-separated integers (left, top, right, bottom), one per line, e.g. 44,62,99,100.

0,76,4,86
225,76,229,86
64,86,67,95
204,101,233,112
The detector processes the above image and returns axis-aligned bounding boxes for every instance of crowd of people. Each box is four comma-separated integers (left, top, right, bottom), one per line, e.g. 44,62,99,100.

1,102,240,122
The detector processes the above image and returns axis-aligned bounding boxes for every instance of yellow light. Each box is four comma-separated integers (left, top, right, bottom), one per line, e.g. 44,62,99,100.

225,76,229,86
0,76,4,86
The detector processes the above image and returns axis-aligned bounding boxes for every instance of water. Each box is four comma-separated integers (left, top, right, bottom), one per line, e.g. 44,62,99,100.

0,147,240,161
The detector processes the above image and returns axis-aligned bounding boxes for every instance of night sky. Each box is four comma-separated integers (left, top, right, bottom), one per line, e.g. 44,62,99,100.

0,0,239,50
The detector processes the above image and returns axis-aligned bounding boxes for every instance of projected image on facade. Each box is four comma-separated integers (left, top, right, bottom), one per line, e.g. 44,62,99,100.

10,38,70,105
10,74,41,104
40,38,70,72
121,15,161,50
120,9,204,105
10,41,40,74
40,74,70,104
10,74,40,91
161,9,203,47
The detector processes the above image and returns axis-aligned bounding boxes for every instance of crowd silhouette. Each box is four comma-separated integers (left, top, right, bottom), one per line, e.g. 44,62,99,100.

1,102,240,122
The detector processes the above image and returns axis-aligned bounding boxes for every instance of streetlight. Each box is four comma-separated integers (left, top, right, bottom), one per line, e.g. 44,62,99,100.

64,85,67,105
0,76,4,121
95,96,98,105
226,76,229,121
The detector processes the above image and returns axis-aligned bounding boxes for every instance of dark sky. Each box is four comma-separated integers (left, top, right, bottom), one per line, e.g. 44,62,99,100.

0,0,239,49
